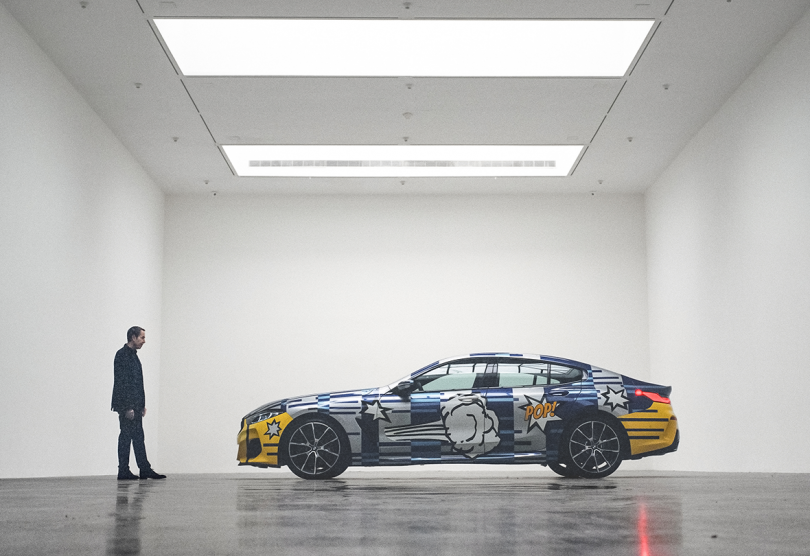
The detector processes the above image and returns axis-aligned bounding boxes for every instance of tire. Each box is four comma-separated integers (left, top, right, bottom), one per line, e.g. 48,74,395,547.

560,414,624,479
282,415,350,480
548,461,578,478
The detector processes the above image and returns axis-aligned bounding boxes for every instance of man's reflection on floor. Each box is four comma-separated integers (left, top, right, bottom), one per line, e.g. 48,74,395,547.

106,482,146,555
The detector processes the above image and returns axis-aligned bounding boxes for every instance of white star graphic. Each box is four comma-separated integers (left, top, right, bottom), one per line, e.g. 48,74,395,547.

264,420,281,439
600,386,629,411
361,400,393,423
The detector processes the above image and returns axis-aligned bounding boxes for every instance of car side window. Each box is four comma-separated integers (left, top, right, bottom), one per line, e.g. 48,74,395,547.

412,359,583,392
494,361,583,388
414,362,483,392
547,364,583,385
496,362,547,387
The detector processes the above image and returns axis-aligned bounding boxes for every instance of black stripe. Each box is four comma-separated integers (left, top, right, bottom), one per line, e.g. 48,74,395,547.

620,418,670,422
244,418,250,463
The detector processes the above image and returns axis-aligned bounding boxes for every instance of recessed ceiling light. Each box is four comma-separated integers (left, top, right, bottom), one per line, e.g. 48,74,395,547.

154,19,654,77
222,145,584,178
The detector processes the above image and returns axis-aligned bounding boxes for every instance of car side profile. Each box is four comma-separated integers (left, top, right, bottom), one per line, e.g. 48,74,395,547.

237,353,679,479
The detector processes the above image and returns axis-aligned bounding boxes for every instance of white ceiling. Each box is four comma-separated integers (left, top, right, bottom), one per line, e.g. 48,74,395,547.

4,0,809,195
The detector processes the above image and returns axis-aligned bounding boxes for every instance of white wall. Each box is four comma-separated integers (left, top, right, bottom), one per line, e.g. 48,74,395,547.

160,193,650,472
0,5,164,478
5,0,806,479
646,8,810,471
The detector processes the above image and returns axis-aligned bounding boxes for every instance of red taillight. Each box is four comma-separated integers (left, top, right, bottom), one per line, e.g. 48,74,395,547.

635,389,671,404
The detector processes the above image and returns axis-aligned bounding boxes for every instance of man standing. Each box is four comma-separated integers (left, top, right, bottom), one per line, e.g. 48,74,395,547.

112,326,166,480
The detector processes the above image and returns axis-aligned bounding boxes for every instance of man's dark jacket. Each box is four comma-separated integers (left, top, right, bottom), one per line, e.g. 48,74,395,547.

111,345,145,412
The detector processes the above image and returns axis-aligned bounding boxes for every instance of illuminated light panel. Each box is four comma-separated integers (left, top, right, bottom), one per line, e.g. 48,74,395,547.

222,145,584,177
154,19,654,77
635,390,671,404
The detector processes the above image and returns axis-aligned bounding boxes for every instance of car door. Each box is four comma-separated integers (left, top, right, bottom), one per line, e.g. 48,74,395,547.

371,361,495,464
485,360,584,462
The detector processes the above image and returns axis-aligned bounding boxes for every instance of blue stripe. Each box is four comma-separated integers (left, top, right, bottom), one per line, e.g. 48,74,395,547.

411,440,442,461
317,394,330,414
411,361,440,377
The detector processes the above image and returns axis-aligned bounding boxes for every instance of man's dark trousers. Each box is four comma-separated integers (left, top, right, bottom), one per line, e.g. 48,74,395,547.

118,413,150,471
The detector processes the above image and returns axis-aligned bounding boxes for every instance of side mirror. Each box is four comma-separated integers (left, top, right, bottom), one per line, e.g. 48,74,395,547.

393,380,414,397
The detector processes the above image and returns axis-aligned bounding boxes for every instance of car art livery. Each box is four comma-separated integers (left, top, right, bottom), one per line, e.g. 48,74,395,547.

237,353,679,479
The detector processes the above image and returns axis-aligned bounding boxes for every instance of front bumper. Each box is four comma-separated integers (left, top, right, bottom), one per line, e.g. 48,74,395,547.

236,412,293,468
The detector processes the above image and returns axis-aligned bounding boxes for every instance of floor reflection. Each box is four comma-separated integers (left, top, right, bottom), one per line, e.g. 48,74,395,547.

639,501,651,556
106,482,146,556
636,497,682,556
235,476,683,555
5,472,810,555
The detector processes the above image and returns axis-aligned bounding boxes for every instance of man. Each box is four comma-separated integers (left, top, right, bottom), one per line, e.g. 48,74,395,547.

111,326,166,480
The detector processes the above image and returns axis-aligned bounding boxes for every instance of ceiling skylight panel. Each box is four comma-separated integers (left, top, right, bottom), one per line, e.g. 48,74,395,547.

222,145,584,177
155,19,654,77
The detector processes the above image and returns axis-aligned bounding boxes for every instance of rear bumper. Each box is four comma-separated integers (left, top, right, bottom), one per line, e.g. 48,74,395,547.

627,429,679,460
619,402,679,458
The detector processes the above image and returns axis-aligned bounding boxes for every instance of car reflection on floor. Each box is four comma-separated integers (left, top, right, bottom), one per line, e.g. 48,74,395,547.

235,473,683,556
3,471,809,555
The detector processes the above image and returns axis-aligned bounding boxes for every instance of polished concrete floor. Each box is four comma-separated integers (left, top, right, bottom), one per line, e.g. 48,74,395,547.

1,468,809,555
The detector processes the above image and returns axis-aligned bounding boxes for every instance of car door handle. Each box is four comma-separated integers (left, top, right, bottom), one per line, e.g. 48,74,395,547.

547,390,569,396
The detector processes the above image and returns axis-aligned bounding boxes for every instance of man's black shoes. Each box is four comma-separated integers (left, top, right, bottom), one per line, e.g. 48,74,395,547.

117,467,166,479
140,469,167,479
117,469,139,480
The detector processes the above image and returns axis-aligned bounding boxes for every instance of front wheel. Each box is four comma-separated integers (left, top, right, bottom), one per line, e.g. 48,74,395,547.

560,414,624,478
548,461,578,478
282,416,350,480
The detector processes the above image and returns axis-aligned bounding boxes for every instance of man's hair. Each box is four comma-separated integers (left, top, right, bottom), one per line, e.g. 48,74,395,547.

127,326,145,342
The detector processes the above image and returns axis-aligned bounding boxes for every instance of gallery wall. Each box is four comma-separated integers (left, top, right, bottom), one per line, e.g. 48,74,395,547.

159,193,650,473
3,1,809,478
645,8,810,472
0,5,165,478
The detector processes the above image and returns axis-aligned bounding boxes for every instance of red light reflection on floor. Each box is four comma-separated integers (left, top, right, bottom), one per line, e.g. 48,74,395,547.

638,502,650,556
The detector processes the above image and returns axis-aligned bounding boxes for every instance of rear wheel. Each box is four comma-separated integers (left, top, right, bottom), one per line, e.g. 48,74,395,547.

283,416,350,480
561,414,624,478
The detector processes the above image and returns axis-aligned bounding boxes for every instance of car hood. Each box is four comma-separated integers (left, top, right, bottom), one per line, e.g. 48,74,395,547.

242,386,381,421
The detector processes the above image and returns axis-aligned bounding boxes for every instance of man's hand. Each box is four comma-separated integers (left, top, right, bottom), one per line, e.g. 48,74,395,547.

125,409,135,420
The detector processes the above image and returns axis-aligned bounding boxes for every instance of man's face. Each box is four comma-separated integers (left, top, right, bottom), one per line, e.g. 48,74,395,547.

131,331,146,350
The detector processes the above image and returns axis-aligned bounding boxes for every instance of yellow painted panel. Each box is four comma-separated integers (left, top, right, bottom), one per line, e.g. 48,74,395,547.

620,402,679,456
236,412,293,467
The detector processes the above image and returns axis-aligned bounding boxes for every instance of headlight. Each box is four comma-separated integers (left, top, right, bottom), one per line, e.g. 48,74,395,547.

243,400,286,425
249,411,281,425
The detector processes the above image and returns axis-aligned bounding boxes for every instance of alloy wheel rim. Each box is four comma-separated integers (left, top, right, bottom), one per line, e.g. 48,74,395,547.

569,420,620,472
288,421,341,476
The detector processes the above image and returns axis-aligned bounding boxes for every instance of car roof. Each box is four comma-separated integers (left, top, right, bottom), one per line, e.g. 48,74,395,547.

411,352,591,376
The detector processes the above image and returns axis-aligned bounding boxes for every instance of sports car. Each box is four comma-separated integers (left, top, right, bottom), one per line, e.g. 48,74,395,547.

237,352,679,479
